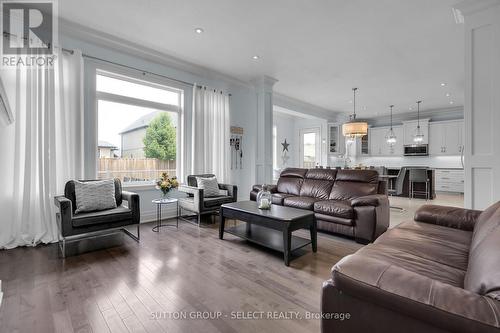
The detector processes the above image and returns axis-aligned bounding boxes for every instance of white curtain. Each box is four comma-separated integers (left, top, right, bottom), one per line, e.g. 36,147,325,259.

191,85,230,183
0,50,84,249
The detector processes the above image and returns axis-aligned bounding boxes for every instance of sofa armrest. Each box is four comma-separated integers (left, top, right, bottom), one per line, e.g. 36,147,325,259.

179,184,203,197
328,255,500,333
122,191,140,223
178,185,203,213
218,183,238,201
414,204,481,231
351,194,388,207
54,196,73,236
251,184,278,193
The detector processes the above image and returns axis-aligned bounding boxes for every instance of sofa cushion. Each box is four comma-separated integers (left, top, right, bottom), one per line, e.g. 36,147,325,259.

314,200,354,219
276,177,303,196
279,168,308,178
375,221,472,271
304,168,337,181
74,179,117,214
65,179,122,213
271,193,295,205
300,179,334,199
72,205,132,228
355,242,467,287
283,196,320,210
465,201,500,295
329,170,379,201
315,213,354,226
204,195,234,208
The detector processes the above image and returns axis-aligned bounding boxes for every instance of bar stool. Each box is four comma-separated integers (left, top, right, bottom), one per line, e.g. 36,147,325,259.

409,168,430,200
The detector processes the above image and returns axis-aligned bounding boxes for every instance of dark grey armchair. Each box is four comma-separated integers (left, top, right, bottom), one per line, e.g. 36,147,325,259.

54,179,140,257
178,174,237,226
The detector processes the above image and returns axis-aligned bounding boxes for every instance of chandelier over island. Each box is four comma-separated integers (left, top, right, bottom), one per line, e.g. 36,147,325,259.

385,104,397,146
342,88,368,143
413,100,424,143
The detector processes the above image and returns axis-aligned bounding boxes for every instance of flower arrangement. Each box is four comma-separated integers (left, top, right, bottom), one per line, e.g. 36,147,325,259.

156,172,179,197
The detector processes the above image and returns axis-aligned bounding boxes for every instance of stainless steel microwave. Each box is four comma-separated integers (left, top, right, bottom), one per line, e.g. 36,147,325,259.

404,144,428,156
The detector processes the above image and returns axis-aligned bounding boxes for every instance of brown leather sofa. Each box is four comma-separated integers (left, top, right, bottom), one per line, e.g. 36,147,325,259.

321,202,500,333
250,168,389,244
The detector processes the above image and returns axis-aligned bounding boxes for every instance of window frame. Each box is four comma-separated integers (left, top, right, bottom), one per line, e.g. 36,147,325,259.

92,66,185,188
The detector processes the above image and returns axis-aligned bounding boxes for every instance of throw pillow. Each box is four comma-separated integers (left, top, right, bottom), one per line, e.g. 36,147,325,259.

74,179,117,214
196,176,220,197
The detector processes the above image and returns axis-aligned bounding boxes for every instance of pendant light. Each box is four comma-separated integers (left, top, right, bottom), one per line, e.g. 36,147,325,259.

385,105,397,146
342,88,368,140
413,100,424,143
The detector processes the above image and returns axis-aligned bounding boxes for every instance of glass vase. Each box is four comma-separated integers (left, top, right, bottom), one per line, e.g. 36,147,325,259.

257,185,272,210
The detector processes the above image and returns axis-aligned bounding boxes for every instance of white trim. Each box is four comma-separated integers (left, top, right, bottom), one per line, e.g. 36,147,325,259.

88,61,185,180
96,91,180,114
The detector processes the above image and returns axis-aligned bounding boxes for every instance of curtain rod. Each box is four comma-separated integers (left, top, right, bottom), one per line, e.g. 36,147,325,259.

1,32,231,96
61,47,231,96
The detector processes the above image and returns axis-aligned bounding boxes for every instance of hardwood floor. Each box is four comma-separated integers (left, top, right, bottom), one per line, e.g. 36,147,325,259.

0,220,361,333
0,193,463,333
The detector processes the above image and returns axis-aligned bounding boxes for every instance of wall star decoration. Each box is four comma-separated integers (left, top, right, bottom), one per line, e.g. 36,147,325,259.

281,139,290,152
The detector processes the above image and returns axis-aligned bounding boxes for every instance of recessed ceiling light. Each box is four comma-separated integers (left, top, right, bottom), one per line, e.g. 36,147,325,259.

409,107,413,110
362,106,367,110
449,101,454,104
252,55,260,60
445,93,451,97
348,100,353,104
195,28,204,34
440,83,446,87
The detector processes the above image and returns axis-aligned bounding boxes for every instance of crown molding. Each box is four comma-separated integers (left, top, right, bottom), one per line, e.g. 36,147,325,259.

454,0,500,17
251,76,279,91
365,106,464,127
273,93,340,121
58,18,252,89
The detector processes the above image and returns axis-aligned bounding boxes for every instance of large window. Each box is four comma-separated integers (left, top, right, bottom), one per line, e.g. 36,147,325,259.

96,70,183,184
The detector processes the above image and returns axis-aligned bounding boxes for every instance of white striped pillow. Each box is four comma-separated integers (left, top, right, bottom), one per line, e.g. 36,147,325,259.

196,177,220,197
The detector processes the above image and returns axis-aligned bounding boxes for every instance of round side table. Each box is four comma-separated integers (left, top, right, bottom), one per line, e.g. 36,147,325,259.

152,198,179,232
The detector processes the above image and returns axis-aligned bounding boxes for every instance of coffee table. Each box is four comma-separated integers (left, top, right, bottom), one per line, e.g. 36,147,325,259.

219,201,317,266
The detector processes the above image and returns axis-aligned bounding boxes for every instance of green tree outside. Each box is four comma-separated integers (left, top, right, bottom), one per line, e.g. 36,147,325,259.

143,113,176,160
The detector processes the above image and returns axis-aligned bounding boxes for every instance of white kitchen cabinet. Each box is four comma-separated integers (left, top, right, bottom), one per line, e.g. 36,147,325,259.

369,126,403,156
429,120,464,156
403,119,429,145
327,123,344,155
369,127,384,156
435,169,464,193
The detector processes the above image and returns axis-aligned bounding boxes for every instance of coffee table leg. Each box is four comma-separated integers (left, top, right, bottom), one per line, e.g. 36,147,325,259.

283,227,291,266
310,217,317,253
219,210,225,239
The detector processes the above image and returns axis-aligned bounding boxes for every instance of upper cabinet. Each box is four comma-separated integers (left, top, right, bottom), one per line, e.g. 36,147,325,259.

327,123,344,155
402,119,430,145
429,120,464,156
369,125,403,156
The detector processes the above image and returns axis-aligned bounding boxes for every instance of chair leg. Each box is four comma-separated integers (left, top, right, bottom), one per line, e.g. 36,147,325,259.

122,224,140,242
59,238,66,259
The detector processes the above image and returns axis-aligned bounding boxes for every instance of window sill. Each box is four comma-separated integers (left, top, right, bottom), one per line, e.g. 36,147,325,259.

123,183,156,191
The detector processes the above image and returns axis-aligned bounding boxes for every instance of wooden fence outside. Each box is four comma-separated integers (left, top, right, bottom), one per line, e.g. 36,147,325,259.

98,158,177,182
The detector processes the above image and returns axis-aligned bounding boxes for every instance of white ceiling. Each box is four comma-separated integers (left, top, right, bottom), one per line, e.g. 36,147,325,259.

59,0,464,117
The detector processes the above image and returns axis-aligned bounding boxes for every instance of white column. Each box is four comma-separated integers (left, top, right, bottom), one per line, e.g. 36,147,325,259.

455,0,500,209
254,76,278,184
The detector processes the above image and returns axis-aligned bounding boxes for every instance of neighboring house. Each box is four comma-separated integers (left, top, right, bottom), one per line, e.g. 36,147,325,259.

119,111,177,158
98,140,118,158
